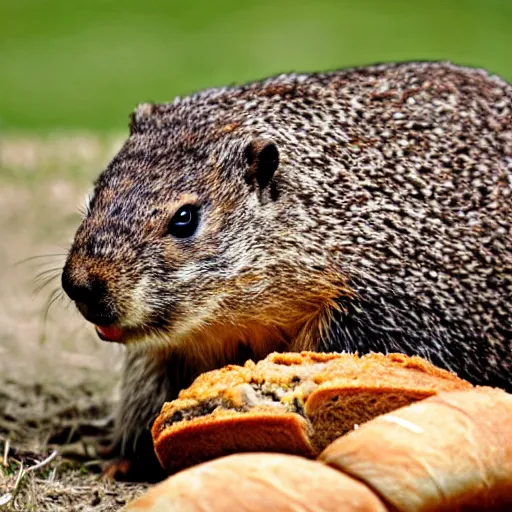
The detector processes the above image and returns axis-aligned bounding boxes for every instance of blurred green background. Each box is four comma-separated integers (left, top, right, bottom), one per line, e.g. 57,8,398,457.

1,0,511,132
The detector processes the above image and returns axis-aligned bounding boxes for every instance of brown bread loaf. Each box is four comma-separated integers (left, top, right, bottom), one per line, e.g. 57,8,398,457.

152,351,471,473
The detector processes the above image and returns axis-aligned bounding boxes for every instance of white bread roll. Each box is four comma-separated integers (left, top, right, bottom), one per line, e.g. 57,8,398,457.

320,387,512,511
124,452,387,512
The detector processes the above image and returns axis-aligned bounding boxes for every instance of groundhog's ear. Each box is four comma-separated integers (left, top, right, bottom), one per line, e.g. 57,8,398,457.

244,139,279,191
129,103,156,135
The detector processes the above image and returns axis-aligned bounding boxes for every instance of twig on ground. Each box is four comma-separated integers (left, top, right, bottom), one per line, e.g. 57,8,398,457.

13,462,24,490
2,438,9,467
24,450,58,474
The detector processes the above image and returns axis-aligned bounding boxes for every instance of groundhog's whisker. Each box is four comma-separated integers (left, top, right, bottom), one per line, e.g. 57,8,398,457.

34,279,60,296
14,253,66,266
42,287,65,326
33,268,63,296
34,267,63,281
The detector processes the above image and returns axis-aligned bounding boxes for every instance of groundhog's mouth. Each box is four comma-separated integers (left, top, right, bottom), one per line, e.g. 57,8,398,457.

95,325,125,343
94,322,166,344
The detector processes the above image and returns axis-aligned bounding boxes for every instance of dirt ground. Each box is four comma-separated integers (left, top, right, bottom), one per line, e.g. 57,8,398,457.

0,135,150,511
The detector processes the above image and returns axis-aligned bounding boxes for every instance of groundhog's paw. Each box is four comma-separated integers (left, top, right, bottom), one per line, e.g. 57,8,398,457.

101,457,133,480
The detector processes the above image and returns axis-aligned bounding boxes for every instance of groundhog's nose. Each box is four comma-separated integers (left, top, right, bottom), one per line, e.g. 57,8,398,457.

61,265,119,326
61,268,104,303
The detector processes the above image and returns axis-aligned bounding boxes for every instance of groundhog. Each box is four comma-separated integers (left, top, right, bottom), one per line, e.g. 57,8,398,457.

61,61,512,478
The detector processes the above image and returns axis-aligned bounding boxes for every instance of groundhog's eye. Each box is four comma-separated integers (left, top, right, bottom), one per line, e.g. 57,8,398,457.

167,205,199,238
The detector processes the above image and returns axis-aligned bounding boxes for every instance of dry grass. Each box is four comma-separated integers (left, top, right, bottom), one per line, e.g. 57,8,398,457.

0,442,147,511
0,134,150,510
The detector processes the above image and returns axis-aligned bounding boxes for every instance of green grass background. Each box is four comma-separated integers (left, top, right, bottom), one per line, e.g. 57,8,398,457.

1,0,511,132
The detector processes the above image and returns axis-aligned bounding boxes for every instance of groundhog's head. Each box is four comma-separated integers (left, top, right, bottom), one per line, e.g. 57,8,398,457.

62,98,347,362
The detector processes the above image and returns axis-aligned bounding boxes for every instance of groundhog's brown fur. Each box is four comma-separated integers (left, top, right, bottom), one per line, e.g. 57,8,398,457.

62,61,512,477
